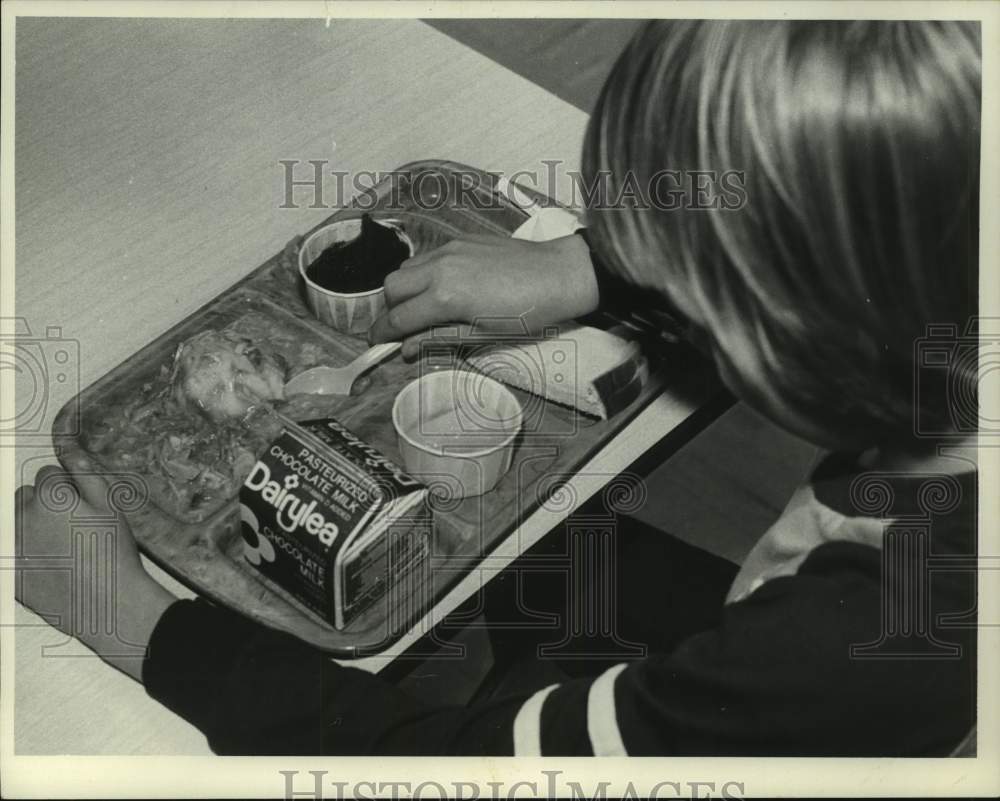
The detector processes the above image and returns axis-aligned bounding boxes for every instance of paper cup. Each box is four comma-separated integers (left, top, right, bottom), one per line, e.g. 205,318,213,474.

298,217,413,336
392,370,523,499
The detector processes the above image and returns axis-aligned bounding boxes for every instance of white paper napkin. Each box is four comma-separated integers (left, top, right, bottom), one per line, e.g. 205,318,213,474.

499,175,584,242
511,206,583,242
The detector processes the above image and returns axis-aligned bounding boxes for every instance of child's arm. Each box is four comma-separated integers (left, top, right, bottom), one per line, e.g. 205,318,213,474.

15,464,177,683
367,234,602,358
140,546,974,756
16,469,973,756
368,232,690,360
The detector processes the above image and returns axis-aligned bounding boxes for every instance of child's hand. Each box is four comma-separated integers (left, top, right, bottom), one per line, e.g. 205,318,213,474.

15,464,176,681
368,233,599,359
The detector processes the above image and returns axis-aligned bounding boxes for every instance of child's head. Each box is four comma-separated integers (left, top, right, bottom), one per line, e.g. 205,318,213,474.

583,20,980,450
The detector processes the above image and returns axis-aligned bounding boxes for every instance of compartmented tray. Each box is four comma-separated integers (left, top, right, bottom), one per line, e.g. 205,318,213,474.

52,160,704,656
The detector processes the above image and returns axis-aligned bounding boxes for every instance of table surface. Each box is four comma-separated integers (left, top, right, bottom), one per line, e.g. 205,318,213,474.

11,17,713,755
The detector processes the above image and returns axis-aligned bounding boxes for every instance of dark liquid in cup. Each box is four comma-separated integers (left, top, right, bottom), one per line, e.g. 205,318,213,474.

306,214,409,293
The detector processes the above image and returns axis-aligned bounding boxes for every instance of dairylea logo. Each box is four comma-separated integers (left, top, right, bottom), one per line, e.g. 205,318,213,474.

239,504,275,566
243,461,340,546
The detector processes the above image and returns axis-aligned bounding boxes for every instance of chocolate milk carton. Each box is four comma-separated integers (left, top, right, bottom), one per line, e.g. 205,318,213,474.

238,416,430,629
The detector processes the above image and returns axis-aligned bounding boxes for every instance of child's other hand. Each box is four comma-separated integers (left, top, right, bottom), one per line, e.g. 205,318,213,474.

15,464,175,680
368,234,599,359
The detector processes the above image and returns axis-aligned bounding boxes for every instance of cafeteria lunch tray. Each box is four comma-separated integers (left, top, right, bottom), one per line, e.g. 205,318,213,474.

52,160,706,656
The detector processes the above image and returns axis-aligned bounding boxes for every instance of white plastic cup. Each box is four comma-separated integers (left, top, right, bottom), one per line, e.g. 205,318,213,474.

298,217,413,336
392,370,523,499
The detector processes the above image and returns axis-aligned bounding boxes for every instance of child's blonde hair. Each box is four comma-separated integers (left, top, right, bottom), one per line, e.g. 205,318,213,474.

584,20,980,447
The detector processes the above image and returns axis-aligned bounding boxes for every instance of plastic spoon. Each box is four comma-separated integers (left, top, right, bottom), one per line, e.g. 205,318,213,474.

283,341,401,396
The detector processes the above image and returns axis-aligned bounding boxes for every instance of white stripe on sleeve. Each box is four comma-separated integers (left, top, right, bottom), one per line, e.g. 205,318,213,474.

512,683,558,755
587,663,629,755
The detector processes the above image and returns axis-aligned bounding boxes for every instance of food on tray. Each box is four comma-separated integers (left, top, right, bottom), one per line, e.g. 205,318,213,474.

80,310,366,522
170,329,287,422
83,386,283,523
465,323,648,419
304,213,410,293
